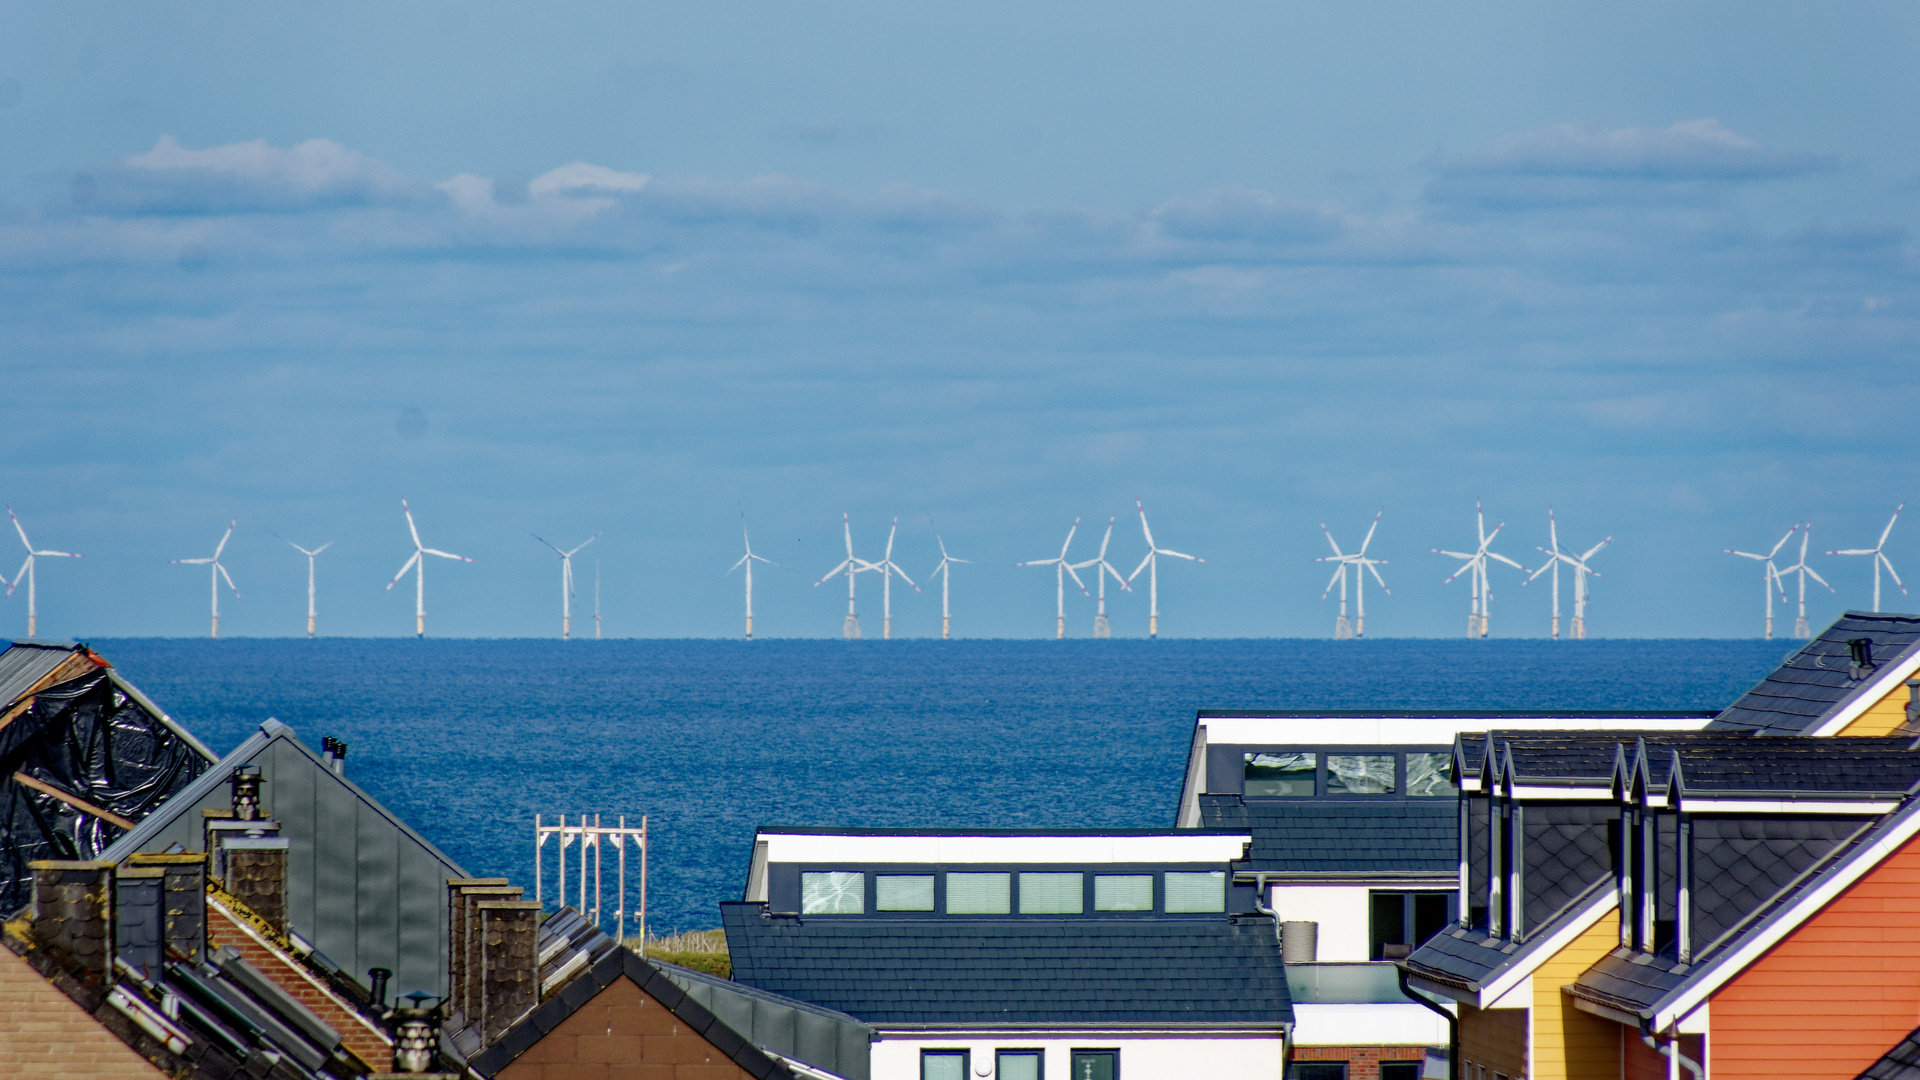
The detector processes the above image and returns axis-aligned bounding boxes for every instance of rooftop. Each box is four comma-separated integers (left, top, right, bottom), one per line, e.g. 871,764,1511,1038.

1710,612,1920,735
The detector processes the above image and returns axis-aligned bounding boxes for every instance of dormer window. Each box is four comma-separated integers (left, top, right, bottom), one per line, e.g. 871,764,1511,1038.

1327,754,1397,795
801,872,864,914
946,873,1011,914
1018,872,1084,914
877,875,935,912
1245,752,1317,796
1406,752,1456,796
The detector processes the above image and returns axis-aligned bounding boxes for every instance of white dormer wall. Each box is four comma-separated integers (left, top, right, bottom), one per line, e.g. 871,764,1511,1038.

746,831,1253,903
1176,712,1716,826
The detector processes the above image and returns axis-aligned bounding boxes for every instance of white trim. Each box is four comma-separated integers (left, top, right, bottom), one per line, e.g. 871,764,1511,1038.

1289,1003,1451,1047
1808,650,1920,736
1478,886,1618,1005
1178,727,1208,828
1680,800,1897,815
1654,799,1920,1029
1487,973,1532,1011
1509,785,1614,801
1677,1002,1709,1035
757,832,1250,865
1197,715,1712,745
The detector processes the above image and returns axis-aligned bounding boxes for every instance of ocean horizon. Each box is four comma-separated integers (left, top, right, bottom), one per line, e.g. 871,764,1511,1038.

87,636,1796,933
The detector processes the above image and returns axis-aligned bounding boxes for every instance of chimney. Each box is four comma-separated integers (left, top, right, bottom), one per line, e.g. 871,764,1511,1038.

367,966,392,1010
29,860,114,978
112,864,166,977
445,878,515,1025
223,837,290,934
476,899,543,1044
230,764,262,820
127,852,207,964
322,737,347,776
1850,637,1877,680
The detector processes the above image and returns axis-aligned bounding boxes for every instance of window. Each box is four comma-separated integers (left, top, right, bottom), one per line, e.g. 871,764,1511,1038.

1379,1064,1422,1080
1164,871,1226,913
997,1049,1043,1080
1326,754,1396,795
1288,1066,1346,1080
1406,752,1455,796
1245,752,1316,796
1093,875,1152,911
1019,872,1083,914
800,872,864,915
947,872,1011,914
921,1049,968,1080
1069,1049,1118,1080
1370,890,1454,959
877,875,935,911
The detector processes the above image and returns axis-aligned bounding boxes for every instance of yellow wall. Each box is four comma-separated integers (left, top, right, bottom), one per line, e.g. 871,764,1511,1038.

1836,678,1911,736
1530,907,1623,1080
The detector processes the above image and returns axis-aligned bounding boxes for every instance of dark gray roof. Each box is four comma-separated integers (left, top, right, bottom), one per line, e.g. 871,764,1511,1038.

0,641,78,707
1710,612,1920,734
1859,1025,1920,1080
100,720,466,1001
1457,730,1920,796
470,938,798,1080
1198,794,1456,875
723,901,1292,1028
1402,877,1613,994
662,958,875,1080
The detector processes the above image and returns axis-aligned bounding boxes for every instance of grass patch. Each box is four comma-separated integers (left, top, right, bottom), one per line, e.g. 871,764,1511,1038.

634,929,730,979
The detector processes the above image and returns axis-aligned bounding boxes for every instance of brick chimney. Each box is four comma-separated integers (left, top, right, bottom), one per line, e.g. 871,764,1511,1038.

112,864,166,977
29,860,114,978
127,852,207,963
223,837,290,933
475,899,542,1044
445,878,516,1024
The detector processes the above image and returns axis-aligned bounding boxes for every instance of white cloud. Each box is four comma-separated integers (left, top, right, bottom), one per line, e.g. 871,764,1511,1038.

527,162,651,199
79,135,425,214
1148,185,1342,244
1449,119,1821,179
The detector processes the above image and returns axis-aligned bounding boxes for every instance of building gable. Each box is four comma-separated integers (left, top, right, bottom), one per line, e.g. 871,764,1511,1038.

494,975,765,1080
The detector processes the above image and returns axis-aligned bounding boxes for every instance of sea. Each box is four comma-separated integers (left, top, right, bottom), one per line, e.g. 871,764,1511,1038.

90,637,1793,935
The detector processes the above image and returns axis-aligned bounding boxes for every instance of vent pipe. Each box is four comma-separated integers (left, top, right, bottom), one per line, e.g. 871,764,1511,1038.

1850,637,1876,680
322,737,347,776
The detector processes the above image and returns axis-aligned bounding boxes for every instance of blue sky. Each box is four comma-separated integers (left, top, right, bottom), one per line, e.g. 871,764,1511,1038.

4,1,1920,639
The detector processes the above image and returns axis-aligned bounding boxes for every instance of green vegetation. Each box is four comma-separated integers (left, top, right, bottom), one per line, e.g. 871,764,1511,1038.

636,928,730,979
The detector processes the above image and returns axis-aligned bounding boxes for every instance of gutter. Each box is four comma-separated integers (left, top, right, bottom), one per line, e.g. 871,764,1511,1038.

1399,965,1458,1080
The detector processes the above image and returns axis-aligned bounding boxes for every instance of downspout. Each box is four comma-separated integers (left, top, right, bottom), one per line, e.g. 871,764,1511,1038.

1640,1023,1702,1080
1398,966,1459,1080
1255,874,1294,1071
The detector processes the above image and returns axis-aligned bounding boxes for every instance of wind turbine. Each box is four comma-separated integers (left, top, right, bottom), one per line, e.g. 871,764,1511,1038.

926,528,972,640
728,524,776,640
7,508,82,639
1432,501,1526,638
277,536,335,639
1524,509,1612,640
1071,516,1133,638
814,513,876,639
1127,498,1205,639
1020,517,1090,639
533,532,600,640
1828,503,1907,613
171,520,238,639
593,560,602,640
1725,526,1795,640
385,500,472,638
868,516,919,640
1777,523,1833,639
1316,510,1389,639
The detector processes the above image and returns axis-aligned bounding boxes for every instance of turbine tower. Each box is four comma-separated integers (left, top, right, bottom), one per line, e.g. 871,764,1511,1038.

594,560,602,640
171,520,238,639
728,525,775,640
1725,526,1795,640
7,508,82,639
1020,517,1090,639
384,500,472,638
1317,509,1388,639
1127,498,1205,639
814,513,876,639
869,516,918,640
927,529,972,640
1071,516,1133,638
1777,523,1833,639
279,537,335,639
1828,503,1907,613
533,532,600,640
1432,501,1525,638
1524,509,1612,640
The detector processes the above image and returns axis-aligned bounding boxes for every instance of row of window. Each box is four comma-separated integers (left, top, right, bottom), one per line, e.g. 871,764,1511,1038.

800,870,1228,916
1243,750,1454,797
1290,1064,1423,1080
923,1048,1116,1080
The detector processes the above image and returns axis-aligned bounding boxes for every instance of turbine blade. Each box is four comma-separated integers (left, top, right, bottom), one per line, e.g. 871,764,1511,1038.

8,507,30,552
422,548,472,562
403,500,422,549
1358,508,1382,555
214,520,236,559
386,552,421,590
1135,498,1155,549
313,540,336,555
1321,564,1346,599
813,560,851,587
1365,561,1391,594
217,562,240,597
532,534,566,556
567,532,602,557
1582,536,1613,560
1157,548,1202,562
37,550,80,559
1881,503,1904,548
172,557,213,565
1062,561,1090,596
1805,567,1834,591
1884,554,1908,594
1320,524,1344,558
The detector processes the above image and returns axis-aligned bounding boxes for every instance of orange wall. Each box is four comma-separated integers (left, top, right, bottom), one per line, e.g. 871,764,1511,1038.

1709,825,1920,1078
1531,908,1622,1080
1837,678,1911,736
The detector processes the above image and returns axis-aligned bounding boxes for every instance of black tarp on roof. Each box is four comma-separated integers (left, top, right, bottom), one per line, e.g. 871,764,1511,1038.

0,643,215,915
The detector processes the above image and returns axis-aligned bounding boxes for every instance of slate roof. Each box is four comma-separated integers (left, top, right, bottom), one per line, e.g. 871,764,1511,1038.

1710,612,1920,734
1859,1024,1920,1080
1197,795,1455,875
469,939,798,1080
722,900,1293,1028
1458,731,1920,796
0,642,80,708
1403,877,1614,993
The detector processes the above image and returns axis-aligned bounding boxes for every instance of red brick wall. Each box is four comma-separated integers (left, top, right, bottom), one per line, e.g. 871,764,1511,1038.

496,975,760,1080
0,942,165,1080
206,899,392,1069
1291,1044,1429,1079
1708,826,1920,1079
